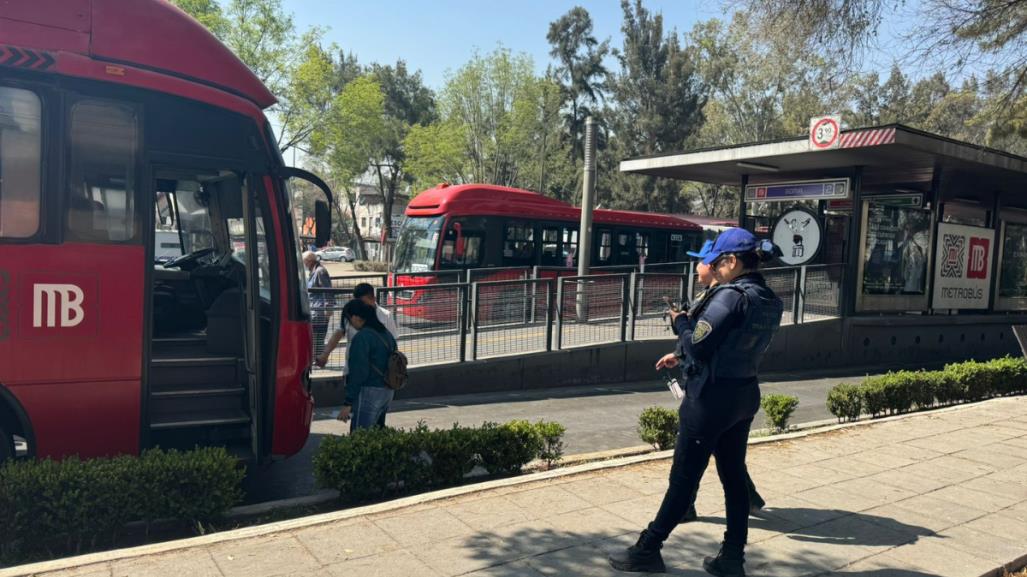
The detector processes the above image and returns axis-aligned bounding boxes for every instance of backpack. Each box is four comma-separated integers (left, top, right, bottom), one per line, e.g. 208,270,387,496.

369,330,408,390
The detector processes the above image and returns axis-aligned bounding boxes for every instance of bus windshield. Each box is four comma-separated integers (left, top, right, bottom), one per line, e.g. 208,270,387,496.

393,216,443,273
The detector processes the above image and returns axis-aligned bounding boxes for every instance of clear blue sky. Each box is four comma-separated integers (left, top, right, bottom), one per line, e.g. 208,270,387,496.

284,0,728,89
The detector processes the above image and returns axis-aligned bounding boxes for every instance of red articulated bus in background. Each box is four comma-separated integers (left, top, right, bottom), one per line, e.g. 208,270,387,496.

391,184,705,317
0,0,335,464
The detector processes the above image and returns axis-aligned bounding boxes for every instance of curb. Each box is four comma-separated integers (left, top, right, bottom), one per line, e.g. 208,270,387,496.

2,396,1021,577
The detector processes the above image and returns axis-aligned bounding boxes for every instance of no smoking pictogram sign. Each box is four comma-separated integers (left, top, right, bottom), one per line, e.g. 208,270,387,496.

809,115,841,150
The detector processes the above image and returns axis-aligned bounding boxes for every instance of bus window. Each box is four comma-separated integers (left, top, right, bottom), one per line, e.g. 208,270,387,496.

669,233,686,261
615,231,638,265
562,227,578,268
503,220,535,265
648,231,668,263
636,232,650,263
596,230,613,265
67,100,140,243
393,215,443,273
440,217,484,268
540,226,561,266
0,86,42,239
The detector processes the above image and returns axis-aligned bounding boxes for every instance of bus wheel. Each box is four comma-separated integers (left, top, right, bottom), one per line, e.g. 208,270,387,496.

0,426,13,464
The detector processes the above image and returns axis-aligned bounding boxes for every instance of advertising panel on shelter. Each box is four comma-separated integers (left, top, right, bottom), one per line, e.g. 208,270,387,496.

932,223,995,309
862,204,931,295
999,222,1027,299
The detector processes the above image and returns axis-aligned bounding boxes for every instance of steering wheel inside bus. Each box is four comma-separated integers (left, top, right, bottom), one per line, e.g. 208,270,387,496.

164,248,216,270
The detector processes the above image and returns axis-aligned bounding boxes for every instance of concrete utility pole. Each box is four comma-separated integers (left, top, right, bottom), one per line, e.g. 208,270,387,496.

576,117,598,320
577,117,597,278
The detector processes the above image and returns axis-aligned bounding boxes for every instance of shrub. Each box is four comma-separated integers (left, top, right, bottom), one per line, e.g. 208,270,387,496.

0,448,243,563
761,394,800,431
826,383,862,422
638,407,679,450
313,420,566,505
860,379,890,417
824,356,1027,423
353,260,389,272
945,360,994,401
926,370,961,406
531,421,567,469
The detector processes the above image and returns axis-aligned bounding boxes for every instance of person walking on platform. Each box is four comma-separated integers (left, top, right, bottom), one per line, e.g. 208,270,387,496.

610,228,783,576
324,299,398,430
676,241,767,523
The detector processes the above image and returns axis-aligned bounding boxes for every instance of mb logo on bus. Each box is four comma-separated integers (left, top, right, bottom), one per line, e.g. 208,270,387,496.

33,284,85,328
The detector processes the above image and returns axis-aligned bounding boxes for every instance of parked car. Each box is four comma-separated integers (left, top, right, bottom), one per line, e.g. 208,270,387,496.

318,247,355,262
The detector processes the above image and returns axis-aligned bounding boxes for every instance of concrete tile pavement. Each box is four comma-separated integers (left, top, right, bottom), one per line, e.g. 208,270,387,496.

21,396,1027,577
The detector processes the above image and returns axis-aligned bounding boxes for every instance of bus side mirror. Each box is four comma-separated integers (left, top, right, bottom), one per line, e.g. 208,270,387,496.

315,200,331,248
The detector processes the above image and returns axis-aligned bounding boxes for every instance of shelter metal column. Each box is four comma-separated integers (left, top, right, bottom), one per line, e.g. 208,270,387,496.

843,167,863,316
739,174,749,230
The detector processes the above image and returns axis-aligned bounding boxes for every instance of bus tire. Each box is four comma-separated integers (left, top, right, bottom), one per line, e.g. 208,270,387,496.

0,426,13,464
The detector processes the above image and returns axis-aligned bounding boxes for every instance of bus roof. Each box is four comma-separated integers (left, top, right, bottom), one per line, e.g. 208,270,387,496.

406,184,703,231
0,0,276,109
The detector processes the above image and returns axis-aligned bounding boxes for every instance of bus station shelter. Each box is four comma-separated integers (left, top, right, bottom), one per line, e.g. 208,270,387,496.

621,124,1027,368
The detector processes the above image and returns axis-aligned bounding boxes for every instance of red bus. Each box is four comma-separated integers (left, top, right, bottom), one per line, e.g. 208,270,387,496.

390,184,704,318
0,0,334,464
393,184,704,276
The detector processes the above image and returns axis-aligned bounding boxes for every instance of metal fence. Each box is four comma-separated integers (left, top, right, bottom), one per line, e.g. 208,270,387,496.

310,263,845,375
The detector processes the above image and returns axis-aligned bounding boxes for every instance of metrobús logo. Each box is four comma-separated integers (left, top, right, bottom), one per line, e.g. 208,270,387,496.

967,237,990,279
18,273,97,337
0,269,10,342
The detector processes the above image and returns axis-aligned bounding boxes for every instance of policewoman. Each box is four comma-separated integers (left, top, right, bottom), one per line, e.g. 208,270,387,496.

610,228,783,577
677,240,767,524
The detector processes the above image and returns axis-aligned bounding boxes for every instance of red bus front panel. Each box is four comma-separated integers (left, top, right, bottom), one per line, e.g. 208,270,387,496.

0,244,144,458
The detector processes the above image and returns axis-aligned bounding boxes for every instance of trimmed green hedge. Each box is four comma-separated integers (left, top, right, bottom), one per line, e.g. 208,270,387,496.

826,356,1027,422
313,420,565,505
0,447,243,563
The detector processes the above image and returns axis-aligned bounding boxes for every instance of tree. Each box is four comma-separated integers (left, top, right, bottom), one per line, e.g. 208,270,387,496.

547,8,610,177
311,75,387,258
403,121,467,191
439,48,538,186
606,0,706,213
731,0,1027,141
366,61,437,244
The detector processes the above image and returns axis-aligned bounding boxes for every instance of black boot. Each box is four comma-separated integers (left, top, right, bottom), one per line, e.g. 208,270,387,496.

703,545,745,577
679,503,698,523
609,529,666,573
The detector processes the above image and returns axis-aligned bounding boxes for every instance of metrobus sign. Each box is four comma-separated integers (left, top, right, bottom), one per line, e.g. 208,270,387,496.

744,179,850,202
932,223,995,310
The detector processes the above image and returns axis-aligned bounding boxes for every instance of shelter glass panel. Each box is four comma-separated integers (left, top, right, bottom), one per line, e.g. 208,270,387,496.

862,204,930,296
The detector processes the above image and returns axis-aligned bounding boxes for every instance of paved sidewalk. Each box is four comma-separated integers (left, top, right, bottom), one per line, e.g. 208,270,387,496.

21,397,1027,577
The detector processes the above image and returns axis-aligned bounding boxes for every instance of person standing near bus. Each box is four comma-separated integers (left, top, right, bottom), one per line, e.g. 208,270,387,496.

330,300,397,430
304,251,332,353
315,283,398,369
610,228,783,576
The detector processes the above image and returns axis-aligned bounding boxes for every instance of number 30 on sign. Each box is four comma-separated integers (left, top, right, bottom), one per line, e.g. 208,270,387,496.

809,115,842,150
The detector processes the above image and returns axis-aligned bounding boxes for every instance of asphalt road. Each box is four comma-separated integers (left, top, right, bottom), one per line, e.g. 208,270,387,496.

242,366,884,504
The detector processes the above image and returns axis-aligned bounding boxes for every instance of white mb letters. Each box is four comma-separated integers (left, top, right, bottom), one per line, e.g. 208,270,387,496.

33,284,85,328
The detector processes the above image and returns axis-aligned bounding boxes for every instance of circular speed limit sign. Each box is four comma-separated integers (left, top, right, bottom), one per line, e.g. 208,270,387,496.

809,116,841,150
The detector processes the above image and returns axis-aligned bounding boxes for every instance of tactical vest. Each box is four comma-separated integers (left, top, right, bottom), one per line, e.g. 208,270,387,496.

685,274,783,395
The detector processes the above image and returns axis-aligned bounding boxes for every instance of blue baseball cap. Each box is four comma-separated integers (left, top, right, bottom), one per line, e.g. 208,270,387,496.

701,227,759,265
686,240,714,259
